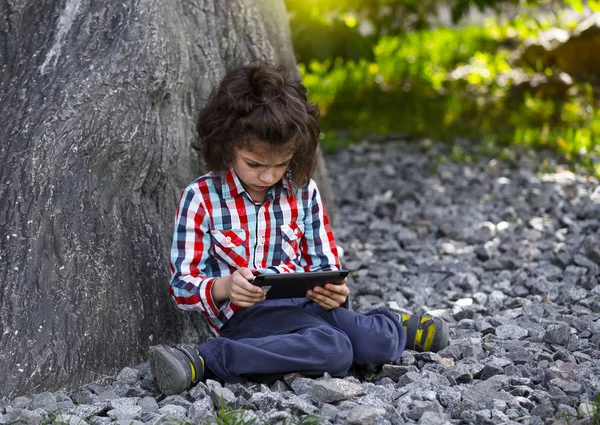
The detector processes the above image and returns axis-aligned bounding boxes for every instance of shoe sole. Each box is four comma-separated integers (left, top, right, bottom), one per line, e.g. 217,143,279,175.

149,345,190,395
432,317,450,352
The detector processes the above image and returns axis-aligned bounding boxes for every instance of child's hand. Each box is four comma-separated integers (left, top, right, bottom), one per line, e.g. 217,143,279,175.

227,268,266,307
306,278,349,310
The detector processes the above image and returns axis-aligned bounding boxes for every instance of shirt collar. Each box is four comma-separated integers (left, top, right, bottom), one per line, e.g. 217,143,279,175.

221,167,294,200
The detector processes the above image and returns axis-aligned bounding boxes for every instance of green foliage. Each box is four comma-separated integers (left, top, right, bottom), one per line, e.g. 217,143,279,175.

556,393,600,425
296,13,600,177
208,404,257,425
207,404,322,425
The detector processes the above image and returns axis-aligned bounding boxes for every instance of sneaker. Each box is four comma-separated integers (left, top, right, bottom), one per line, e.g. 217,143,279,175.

400,314,450,352
149,344,204,395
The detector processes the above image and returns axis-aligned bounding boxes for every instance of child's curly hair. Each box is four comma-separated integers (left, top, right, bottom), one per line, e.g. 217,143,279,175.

195,62,320,188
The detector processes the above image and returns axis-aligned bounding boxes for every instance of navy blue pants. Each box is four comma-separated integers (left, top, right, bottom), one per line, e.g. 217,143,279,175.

196,298,406,383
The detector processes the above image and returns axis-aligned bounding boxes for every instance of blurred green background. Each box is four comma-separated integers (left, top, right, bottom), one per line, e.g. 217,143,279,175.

285,0,600,176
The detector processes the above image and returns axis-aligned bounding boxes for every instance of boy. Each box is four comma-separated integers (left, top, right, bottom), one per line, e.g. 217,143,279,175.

149,63,449,395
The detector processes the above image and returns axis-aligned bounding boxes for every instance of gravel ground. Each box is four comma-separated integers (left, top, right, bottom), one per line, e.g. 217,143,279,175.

1,139,599,425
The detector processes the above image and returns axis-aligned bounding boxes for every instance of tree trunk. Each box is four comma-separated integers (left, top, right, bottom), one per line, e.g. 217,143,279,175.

0,0,333,398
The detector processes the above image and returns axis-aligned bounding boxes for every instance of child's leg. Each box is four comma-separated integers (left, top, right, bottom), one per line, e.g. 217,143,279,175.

197,300,354,383
301,301,406,370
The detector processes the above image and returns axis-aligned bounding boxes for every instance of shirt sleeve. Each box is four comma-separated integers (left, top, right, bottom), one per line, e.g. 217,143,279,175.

168,185,221,320
298,180,341,272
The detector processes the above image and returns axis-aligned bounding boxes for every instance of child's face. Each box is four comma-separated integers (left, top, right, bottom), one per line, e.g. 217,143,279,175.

233,140,295,199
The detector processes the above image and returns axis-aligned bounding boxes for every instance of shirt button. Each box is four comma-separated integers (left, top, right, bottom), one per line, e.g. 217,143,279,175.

294,228,299,234
225,236,231,242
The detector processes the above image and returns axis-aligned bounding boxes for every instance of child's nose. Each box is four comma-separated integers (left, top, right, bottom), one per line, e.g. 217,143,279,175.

260,168,277,184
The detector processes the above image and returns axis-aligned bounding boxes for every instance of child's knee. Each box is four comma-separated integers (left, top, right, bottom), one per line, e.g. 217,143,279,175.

315,326,353,375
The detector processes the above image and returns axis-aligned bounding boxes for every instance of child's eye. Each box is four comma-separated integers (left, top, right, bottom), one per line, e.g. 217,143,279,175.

247,162,262,168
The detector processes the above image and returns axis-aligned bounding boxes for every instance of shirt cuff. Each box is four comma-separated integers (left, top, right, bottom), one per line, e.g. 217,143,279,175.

201,277,220,317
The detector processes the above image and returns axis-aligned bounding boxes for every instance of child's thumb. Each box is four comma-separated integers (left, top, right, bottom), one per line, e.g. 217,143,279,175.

239,267,254,280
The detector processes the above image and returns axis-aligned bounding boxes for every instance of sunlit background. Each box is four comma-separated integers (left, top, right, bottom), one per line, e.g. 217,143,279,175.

285,0,600,176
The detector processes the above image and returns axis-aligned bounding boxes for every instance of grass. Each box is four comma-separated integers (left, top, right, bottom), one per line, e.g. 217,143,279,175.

208,404,322,425
554,393,600,425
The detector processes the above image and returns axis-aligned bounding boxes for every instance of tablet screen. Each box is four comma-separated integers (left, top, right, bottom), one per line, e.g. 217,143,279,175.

252,270,349,299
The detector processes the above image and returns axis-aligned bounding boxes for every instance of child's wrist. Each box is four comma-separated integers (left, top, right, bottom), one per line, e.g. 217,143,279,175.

212,276,232,302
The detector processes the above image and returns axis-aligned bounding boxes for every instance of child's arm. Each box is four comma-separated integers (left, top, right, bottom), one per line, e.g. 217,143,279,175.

169,185,265,318
211,268,265,307
300,180,350,310
297,179,341,272
169,185,221,318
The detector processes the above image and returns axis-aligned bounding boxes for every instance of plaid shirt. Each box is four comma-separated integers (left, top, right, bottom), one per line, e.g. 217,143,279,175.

169,168,341,335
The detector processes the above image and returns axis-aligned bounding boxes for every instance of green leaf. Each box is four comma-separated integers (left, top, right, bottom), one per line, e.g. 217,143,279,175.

588,0,600,12
565,0,584,12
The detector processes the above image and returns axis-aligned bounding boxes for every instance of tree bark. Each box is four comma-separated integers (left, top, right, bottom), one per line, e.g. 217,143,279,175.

0,0,333,398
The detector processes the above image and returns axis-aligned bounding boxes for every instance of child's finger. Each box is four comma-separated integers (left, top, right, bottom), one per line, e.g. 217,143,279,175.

232,284,264,298
232,299,263,307
325,283,349,295
233,274,263,294
313,285,346,302
237,267,255,281
232,294,265,305
307,290,338,310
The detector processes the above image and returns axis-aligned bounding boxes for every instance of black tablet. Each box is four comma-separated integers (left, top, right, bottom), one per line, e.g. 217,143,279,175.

252,270,349,299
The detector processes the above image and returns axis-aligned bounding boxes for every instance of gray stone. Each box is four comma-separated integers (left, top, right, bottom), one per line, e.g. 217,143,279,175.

437,345,462,360
137,396,159,414
156,404,188,420
418,411,450,425
206,380,236,408
88,416,114,425
265,410,293,423
109,397,139,410
124,386,150,398
398,371,422,387
54,414,87,425
549,378,582,396
495,324,528,340
544,323,572,345
115,367,142,385
290,377,314,395
281,394,318,415
11,397,32,410
270,380,291,392
415,352,441,362
437,388,461,407
461,376,512,410
310,378,364,403
71,402,110,419
157,395,191,409
97,390,118,401
530,401,555,416
30,392,57,412
406,400,444,421
188,382,209,400
188,398,215,422
443,365,473,384
338,405,387,425
480,364,504,380
578,402,597,418
319,403,340,422
2,408,45,425
248,391,285,412
380,364,417,382
107,405,142,421
115,421,144,425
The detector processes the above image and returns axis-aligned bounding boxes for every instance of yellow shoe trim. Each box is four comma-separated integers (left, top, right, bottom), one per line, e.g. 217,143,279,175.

423,323,436,351
190,362,196,382
415,328,423,345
